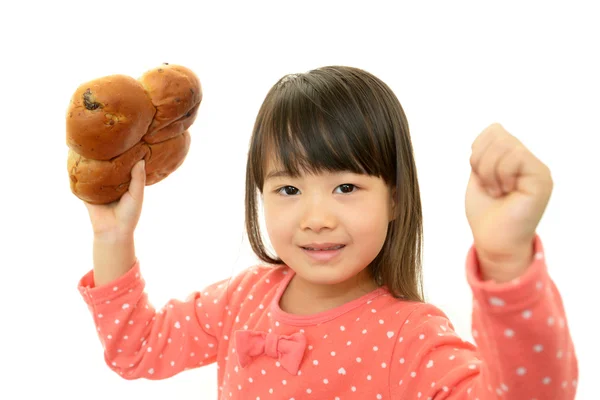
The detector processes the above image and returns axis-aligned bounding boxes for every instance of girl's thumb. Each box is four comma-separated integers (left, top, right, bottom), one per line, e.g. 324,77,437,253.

128,160,146,200
138,160,146,185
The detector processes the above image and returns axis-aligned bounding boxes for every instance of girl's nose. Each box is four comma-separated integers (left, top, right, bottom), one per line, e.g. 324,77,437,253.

299,196,337,232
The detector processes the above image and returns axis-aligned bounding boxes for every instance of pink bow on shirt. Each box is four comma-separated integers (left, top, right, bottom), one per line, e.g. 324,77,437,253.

234,330,307,375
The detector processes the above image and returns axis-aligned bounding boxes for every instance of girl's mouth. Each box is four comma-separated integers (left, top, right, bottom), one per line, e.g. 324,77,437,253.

300,244,346,262
301,244,345,251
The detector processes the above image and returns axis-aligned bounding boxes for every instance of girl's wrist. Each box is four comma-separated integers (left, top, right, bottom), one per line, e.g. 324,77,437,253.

477,245,534,283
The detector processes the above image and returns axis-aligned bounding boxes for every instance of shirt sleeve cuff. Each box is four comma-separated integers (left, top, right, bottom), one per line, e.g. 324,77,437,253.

77,259,143,306
466,234,550,313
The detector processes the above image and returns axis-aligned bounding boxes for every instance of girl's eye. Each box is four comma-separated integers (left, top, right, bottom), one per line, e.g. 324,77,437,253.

277,186,300,196
275,184,357,196
336,184,357,194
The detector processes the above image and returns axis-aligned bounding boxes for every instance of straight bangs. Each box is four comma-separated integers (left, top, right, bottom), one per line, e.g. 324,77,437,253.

250,70,396,191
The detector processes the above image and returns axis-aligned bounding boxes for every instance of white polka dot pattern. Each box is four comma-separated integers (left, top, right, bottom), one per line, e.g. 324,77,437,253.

77,235,577,399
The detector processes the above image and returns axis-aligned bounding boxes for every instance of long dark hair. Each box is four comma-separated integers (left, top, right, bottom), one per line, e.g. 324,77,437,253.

244,66,424,302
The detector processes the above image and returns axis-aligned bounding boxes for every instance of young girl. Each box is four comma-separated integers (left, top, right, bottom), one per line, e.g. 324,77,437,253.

78,66,578,399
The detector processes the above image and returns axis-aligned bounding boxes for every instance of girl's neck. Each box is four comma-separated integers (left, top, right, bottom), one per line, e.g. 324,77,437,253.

279,269,379,315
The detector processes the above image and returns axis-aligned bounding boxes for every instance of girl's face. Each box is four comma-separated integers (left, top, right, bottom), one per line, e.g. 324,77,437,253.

262,158,394,290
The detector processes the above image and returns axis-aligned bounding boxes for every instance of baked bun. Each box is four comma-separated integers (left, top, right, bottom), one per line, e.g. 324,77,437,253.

66,63,201,204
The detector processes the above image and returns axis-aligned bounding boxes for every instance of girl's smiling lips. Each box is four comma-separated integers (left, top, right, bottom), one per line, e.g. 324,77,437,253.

300,243,346,250
299,243,347,262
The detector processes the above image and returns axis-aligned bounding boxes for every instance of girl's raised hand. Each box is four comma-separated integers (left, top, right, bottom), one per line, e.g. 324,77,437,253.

83,160,147,239
465,123,553,282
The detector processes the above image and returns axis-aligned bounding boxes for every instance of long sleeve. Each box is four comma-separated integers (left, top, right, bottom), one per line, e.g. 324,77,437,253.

389,235,578,399
77,260,236,380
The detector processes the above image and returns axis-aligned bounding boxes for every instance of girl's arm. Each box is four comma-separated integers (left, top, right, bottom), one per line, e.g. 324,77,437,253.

389,235,578,399
77,260,238,380
92,235,137,287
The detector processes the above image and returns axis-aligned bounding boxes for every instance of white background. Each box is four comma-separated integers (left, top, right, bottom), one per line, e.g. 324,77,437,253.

0,0,597,398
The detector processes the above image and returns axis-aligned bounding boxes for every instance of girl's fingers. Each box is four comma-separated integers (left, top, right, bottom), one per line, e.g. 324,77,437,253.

495,145,527,194
476,138,514,196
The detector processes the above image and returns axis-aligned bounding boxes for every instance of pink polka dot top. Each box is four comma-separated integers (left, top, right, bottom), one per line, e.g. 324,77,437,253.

78,234,578,399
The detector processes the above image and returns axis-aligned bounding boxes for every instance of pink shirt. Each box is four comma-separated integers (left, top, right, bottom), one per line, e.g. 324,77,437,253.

77,234,578,399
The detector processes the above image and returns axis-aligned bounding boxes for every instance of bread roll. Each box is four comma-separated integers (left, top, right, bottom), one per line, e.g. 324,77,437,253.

66,63,201,204
66,75,156,161
139,64,202,141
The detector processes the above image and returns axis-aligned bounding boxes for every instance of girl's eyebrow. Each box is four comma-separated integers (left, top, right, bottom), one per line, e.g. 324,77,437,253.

265,170,291,181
